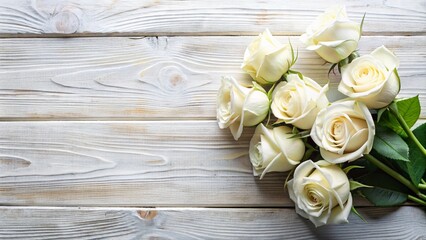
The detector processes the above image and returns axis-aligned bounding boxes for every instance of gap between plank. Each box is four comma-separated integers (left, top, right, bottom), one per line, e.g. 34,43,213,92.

0,32,424,38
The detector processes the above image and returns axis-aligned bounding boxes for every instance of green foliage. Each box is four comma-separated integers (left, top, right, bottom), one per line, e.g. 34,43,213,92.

287,69,304,80
343,165,364,174
288,129,311,139
351,206,367,223
361,187,407,206
358,171,409,206
350,180,372,191
372,125,409,161
289,40,298,67
359,13,366,36
406,123,426,185
379,96,421,137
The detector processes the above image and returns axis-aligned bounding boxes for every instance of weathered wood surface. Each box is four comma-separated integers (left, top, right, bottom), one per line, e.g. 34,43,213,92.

0,207,424,240
0,0,425,36
0,119,424,207
0,0,425,238
1,36,425,120
0,120,287,206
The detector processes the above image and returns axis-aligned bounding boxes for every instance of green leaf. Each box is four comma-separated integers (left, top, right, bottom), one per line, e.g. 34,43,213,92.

379,96,421,137
361,187,407,206
356,169,409,206
377,107,387,122
373,125,409,161
287,69,303,80
358,170,410,193
393,68,401,92
359,13,366,36
343,165,364,174
351,206,367,223
350,180,372,191
267,81,278,99
252,81,267,94
406,123,426,185
288,130,310,139
328,63,337,76
284,168,295,189
337,57,349,73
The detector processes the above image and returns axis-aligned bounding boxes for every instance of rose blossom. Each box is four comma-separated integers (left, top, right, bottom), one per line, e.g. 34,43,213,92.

338,46,400,109
217,76,269,140
288,160,352,227
242,29,292,84
271,73,329,129
310,100,375,163
301,6,361,63
249,124,305,178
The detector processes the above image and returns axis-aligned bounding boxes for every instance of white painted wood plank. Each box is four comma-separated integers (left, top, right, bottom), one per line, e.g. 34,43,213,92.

0,120,290,206
0,206,424,239
0,0,424,36
1,36,425,119
0,120,423,207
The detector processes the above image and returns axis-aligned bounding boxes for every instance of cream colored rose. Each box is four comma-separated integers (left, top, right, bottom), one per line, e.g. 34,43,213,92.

311,100,375,163
288,160,352,227
242,29,292,84
338,46,400,109
301,6,361,63
217,76,269,140
249,124,305,178
271,74,329,129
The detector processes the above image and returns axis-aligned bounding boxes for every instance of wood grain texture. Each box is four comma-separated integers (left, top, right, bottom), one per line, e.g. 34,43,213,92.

0,120,292,206
0,0,425,36
0,206,424,239
1,36,425,120
0,119,424,207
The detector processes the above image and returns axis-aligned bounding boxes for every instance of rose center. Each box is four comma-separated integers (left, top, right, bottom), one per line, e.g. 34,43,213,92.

331,119,346,143
352,62,387,93
304,186,327,208
309,192,319,204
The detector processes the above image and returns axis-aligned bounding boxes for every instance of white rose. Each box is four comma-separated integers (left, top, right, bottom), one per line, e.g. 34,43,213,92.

242,29,293,84
271,73,329,129
338,46,400,109
301,6,361,63
217,76,269,140
249,124,305,178
288,160,352,227
310,100,375,163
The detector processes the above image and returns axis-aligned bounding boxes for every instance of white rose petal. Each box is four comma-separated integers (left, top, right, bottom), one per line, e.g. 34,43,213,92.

288,160,352,227
301,6,361,63
310,100,375,163
271,73,329,129
217,76,269,140
242,29,293,84
339,46,400,109
249,124,305,178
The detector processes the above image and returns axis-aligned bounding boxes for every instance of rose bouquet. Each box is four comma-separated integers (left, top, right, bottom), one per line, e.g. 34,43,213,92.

216,6,426,227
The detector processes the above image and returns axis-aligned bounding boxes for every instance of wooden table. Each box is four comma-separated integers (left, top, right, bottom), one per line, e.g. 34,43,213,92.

0,0,425,239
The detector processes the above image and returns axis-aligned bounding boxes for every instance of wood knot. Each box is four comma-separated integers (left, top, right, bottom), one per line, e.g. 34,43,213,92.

0,156,31,171
49,7,82,34
158,66,187,93
137,210,158,220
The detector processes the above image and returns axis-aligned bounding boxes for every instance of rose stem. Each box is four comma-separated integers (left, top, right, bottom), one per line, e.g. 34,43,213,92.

389,103,426,157
364,154,426,200
408,195,426,206
419,183,426,190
